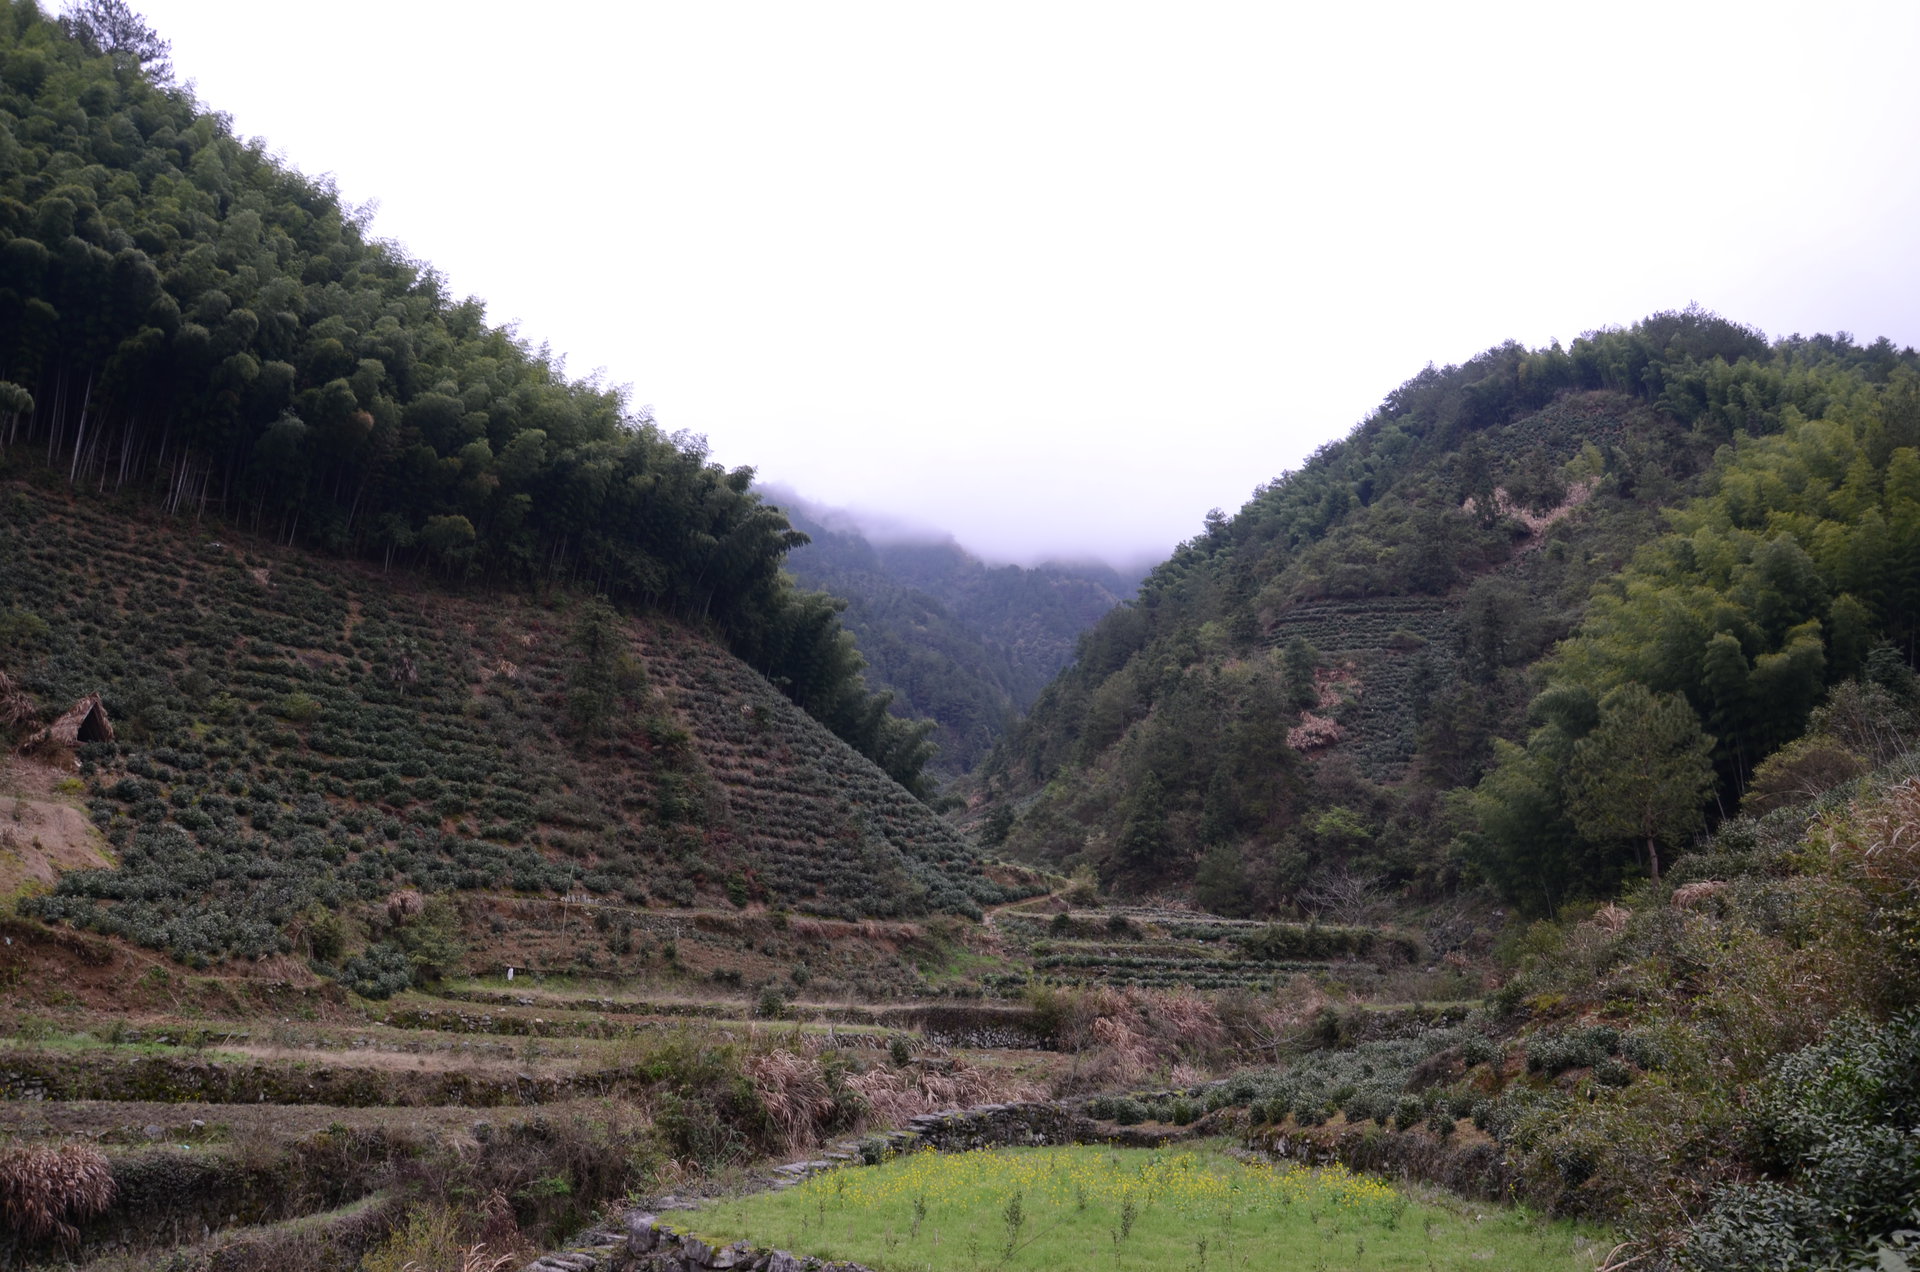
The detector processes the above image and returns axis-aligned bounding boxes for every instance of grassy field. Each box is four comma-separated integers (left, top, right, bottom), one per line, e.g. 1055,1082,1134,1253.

680,1143,1611,1272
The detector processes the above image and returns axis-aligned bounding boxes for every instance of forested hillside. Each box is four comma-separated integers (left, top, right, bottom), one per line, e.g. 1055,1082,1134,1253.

980,313,1920,916
0,1,936,792
776,491,1137,775
8,7,1920,1272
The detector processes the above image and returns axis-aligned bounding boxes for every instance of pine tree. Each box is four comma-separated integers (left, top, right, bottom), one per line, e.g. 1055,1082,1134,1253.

1567,684,1716,882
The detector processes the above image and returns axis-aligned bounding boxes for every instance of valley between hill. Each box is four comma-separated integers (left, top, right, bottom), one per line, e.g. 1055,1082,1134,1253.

2,6,1918,1271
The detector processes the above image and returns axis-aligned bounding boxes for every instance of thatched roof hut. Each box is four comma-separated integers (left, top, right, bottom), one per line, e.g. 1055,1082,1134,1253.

21,694,114,751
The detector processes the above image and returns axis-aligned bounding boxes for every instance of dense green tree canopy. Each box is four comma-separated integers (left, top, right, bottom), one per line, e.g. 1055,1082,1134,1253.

0,2,932,789
777,497,1138,776
1469,356,1920,904
984,308,1920,909
1565,683,1716,882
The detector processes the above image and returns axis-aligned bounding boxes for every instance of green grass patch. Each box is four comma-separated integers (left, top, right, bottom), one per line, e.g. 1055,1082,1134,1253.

0,1030,250,1062
681,1143,1609,1271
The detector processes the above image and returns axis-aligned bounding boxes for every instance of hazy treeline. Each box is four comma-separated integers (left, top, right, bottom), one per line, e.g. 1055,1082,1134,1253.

780,495,1137,775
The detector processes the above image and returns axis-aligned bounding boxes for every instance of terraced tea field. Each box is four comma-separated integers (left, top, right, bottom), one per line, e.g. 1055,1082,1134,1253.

0,482,1036,980
0,909,1070,1269
0,488,1508,1270
1262,597,1461,780
998,906,1425,994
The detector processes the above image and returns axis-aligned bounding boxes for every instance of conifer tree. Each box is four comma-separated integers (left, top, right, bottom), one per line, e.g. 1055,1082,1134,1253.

1567,684,1716,882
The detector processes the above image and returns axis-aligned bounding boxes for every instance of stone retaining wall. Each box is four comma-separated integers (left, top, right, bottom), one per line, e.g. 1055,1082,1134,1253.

874,1005,1054,1051
1248,1121,1515,1202
513,1217,878,1272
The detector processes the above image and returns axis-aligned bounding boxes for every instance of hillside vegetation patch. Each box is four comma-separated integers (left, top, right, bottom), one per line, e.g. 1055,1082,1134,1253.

0,485,1021,985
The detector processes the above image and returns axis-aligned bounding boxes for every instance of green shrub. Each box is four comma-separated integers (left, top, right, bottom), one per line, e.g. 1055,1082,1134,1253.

1525,1025,1620,1075
337,943,413,998
303,905,346,961
755,985,787,1020
1618,1029,1669,1071
1088,1096,1149,1126
273,691,322,723
1592,1058,1633,1088
654,1093,749,1172
1680,1182,1836,1272
392,895,465,984
1679,1011,1920,1268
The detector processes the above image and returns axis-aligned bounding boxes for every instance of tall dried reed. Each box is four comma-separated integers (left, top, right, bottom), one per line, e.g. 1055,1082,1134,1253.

0,1142,115,1247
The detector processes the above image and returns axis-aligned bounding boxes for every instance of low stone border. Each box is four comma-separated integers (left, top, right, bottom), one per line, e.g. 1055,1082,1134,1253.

517,1226,628,1272
518,1095,1214,1271
622,1214,875,1272
1248,1121,1514,1203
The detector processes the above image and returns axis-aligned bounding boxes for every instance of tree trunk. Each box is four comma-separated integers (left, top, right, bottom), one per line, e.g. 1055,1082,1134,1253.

67,370,94,485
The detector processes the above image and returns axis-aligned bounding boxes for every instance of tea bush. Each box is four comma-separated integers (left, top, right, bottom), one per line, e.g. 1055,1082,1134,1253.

1525,1025,1620,1075
1680,1011,1920,1269
2,487,1027,969
338,944,414,999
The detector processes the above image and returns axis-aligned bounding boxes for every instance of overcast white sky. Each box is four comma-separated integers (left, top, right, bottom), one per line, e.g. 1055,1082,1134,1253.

131,0,1920,566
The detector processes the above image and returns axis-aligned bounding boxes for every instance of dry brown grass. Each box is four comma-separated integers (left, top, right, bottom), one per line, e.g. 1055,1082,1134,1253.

1286,711,1344,752
1154,986,1228,1054
0,1140,115,1245
1815,773,1920,1013
1668,883,1725,910
746,1042,1044,1150
845,1056,1046,1126
784,916,923,945
1589,902,1633,930
746,1049,837,1152
400,1246,515,1272
0,670,36,731
0,759,115,899
1038,982,1321,1092
387,889,426,924
1860,775,1920,895
1087,1013,1151,1086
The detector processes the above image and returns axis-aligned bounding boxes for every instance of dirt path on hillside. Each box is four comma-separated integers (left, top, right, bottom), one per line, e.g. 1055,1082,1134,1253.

981,885,1065,934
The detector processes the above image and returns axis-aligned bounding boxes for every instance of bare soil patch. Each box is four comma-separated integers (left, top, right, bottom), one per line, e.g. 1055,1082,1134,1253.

0,756,111,900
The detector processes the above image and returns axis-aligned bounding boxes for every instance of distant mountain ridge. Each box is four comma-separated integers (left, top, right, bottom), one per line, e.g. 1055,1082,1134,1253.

769,488,1144,776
